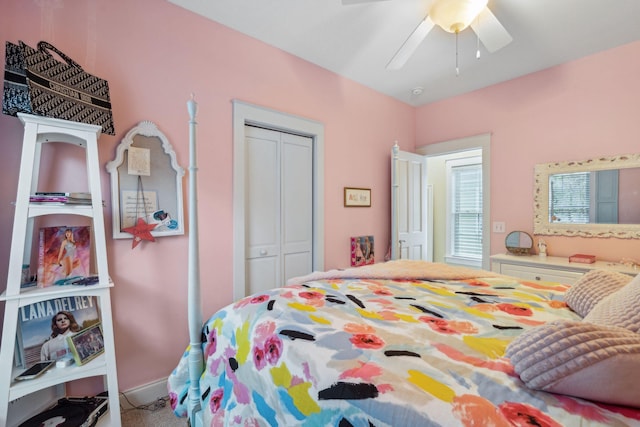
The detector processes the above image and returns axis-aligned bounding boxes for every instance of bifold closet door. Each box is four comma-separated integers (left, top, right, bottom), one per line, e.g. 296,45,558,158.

245,126,313,294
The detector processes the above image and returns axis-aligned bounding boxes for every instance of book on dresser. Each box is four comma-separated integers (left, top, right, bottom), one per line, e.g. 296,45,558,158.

37,226,91,287
568,253,596,264
15,296,100,369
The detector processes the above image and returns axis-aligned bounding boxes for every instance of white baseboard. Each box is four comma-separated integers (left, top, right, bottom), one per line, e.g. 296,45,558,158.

119,377,169,409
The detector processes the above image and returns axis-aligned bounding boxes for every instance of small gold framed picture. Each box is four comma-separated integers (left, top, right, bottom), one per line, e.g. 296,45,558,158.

344,187,371,207
67,323,104,366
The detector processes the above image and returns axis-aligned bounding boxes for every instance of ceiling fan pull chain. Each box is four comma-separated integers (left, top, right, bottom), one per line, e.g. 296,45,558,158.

455,30,460,76
476,16,481,59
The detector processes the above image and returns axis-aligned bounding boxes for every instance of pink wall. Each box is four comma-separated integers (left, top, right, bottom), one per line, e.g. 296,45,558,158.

0,0,414,392
416,40,640,261
2,0,640,396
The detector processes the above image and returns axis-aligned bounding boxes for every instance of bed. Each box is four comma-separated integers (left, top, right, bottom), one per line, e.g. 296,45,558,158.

169,102,640,426
168,257,640,426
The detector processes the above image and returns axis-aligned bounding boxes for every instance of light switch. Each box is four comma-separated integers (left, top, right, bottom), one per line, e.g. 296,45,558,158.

492,221,506,233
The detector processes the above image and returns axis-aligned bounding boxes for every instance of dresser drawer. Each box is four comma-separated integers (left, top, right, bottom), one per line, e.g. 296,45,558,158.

499,264,583,284
491,254,638,284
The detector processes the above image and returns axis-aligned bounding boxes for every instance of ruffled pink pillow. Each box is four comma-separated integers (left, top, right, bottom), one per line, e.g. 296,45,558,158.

564,269,633,317
506,320,640,407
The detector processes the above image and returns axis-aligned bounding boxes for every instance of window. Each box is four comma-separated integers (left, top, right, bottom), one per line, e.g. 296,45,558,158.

446,156,482,267
549,172,590,223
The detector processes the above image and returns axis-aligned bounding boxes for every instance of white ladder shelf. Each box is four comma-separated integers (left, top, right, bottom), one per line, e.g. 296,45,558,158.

0,114,121,426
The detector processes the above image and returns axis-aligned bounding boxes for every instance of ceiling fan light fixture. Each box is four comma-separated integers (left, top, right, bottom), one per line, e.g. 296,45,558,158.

429,0,488,33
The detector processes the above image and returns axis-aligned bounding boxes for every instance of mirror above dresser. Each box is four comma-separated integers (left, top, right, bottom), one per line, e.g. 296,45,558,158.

533,153,640,238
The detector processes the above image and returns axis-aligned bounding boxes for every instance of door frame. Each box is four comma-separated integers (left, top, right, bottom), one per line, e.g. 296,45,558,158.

232,100,325,300
416,133,491,270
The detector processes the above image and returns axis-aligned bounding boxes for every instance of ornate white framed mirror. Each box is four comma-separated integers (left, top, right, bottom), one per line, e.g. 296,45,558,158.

533,153,640,238
106,120,185,239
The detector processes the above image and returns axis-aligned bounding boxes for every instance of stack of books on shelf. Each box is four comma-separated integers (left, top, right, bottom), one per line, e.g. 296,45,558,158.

30,192,92,204
29,192,101,205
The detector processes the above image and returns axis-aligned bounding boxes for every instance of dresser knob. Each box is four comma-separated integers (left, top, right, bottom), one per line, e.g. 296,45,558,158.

260,250,267,256
535,276,541,281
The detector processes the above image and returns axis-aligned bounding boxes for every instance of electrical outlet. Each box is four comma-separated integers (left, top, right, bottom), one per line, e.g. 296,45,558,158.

492,221,506,233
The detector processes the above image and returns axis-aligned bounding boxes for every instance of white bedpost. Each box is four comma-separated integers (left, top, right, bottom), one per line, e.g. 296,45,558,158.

391,143,399,260
187,95,203,427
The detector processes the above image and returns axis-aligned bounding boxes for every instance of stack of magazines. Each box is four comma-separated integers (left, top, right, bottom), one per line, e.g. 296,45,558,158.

29,192,92,204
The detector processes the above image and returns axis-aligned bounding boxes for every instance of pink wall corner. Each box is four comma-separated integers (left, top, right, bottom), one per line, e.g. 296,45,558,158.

416,40,640,262
0,0,414,393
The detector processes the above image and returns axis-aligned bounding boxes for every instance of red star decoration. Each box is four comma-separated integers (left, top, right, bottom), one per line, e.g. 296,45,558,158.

122,218,157,249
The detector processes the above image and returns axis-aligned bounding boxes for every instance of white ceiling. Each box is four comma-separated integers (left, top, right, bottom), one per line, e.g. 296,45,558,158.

167,0,640,107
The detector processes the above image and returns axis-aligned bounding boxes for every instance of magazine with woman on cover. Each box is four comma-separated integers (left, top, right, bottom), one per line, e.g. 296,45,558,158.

37,226,91,287
16,295,99,367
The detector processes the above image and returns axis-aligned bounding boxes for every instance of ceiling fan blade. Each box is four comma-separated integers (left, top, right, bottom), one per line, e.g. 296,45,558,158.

386,16,435,70
342,0,389,5
470,7,513,53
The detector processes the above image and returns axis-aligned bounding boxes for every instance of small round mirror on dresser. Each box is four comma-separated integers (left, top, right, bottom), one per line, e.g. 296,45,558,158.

505,231,533,255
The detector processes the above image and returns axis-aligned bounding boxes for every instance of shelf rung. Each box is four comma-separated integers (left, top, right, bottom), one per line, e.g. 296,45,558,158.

27,203,95,218
9,354,109,401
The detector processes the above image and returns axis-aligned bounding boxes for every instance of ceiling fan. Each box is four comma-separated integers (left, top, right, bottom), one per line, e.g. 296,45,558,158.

343,0,513,70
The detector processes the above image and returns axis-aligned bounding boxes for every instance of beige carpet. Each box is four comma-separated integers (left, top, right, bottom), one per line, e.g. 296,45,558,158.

120,397,185,426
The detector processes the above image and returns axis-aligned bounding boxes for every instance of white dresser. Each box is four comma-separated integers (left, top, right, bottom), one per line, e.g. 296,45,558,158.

490,254,639,284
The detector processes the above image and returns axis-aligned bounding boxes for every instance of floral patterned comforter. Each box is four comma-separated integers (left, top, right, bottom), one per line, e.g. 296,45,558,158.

168,261,640,426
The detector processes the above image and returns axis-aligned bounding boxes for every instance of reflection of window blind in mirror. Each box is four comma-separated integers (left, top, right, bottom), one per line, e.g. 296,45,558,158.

549,172,590,223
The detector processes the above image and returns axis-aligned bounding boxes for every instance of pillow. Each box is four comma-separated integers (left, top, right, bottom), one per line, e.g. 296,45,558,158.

584,273,640,333
506,320,640,408
564,269,633,317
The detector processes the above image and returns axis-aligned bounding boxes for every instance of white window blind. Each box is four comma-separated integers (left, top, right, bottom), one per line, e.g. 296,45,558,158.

549,172,590,223
448,159,482,261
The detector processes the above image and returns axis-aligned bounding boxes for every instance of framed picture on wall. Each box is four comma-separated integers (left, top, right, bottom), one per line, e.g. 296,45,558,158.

344,187,371,207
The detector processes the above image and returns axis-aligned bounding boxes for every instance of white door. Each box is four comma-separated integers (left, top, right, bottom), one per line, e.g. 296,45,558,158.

391,146,432,261
245,126,313,294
